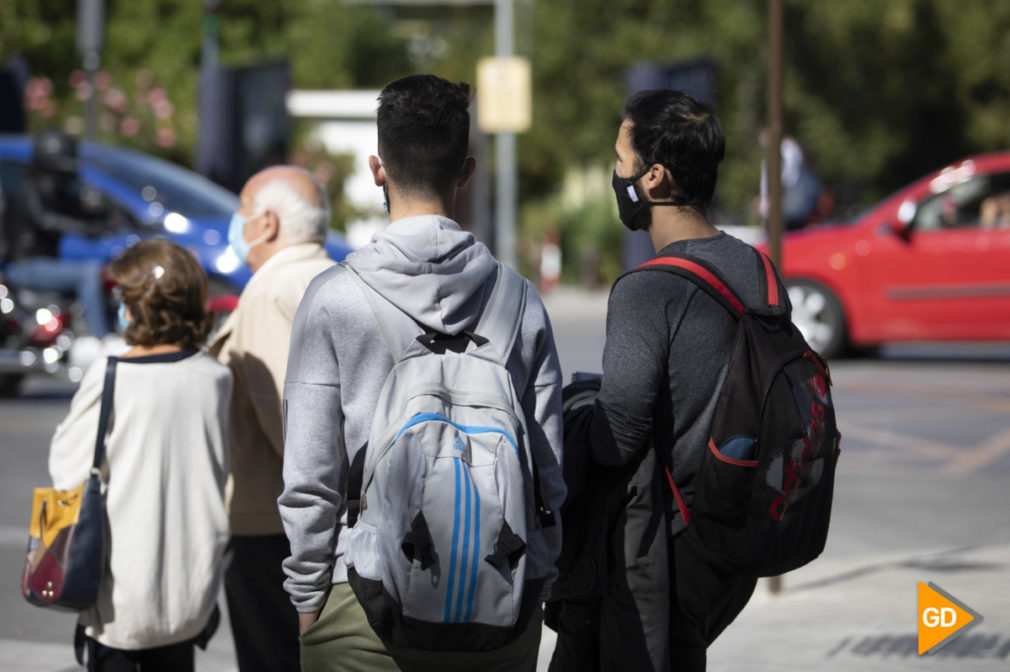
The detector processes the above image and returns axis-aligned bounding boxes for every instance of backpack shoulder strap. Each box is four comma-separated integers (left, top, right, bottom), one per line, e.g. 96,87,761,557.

92,356,118,474
628,249,783,317
475,265,556,528
629,254,745,317
474,263,527,363
756,251,782,310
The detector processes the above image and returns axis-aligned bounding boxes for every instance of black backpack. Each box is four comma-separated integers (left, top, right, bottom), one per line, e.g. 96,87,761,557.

632,252,841,577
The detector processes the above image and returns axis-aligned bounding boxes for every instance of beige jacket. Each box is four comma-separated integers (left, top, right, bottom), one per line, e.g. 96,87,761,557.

211,242,335,535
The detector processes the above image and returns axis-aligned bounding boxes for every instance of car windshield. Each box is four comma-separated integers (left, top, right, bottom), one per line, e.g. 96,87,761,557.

83,146,239,217
848,188,904,226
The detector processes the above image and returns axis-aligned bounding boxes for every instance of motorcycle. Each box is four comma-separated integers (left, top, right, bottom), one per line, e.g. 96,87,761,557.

0,267,238,397
0,274,83,395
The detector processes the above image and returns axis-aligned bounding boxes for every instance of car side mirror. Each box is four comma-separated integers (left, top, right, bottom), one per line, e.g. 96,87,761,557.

890,199,917,239
888,219,913,240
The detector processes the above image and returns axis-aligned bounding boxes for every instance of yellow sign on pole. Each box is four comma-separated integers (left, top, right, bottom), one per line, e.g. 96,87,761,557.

476,56,531,134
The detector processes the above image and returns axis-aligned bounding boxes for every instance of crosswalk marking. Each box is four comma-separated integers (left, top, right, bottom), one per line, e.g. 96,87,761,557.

942,427,1010,476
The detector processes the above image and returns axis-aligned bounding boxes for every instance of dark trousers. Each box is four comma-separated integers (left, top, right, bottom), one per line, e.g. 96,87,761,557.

666,534,756,671
225,534,301,672
76,609,217,672
546,596,601,672
549,533,756,672
81,638,194,672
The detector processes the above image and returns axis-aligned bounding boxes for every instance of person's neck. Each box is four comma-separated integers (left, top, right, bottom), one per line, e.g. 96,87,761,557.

388,189,455,223
122,343,185,358
648,207,720,253
247,239,290,274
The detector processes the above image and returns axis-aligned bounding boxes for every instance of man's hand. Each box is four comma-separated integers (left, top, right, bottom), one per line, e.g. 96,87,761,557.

298,609,321,635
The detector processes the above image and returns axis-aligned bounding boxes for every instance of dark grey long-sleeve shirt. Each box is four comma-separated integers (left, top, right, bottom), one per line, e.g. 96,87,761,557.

589,231,786,535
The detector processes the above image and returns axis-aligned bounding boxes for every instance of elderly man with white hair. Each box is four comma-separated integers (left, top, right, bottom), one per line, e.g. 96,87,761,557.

210,166,336,672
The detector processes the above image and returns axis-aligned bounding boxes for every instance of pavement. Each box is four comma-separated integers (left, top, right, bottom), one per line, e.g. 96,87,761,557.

9,543,1006,671
708,543,1010,671
4,286,1009,671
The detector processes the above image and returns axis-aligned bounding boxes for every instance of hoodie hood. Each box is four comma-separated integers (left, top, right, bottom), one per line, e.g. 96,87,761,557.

345,215,498,335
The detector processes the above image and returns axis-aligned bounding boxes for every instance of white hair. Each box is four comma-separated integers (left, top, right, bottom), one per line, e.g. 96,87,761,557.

252,168,331,245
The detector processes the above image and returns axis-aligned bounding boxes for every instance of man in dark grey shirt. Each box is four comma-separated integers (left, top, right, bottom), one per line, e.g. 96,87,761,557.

551,91,779,672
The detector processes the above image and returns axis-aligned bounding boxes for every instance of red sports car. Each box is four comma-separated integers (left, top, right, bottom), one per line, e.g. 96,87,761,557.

764,152,1010,358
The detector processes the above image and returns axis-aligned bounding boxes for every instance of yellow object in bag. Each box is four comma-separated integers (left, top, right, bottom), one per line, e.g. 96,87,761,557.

22,472,105,610
30,482,86,549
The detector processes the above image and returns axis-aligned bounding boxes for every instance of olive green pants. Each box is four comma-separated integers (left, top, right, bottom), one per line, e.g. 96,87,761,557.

300,583,543,672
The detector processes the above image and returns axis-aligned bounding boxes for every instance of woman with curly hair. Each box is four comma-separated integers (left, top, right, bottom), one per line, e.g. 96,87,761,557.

48,239,232,671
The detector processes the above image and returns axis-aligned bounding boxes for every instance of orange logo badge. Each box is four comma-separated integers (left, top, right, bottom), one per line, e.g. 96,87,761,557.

918,582,983,655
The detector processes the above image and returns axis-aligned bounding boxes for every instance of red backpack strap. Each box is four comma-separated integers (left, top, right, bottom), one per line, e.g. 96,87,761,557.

758,252,780,308
633,250,784,314
634,255,746,316
662,458,691,526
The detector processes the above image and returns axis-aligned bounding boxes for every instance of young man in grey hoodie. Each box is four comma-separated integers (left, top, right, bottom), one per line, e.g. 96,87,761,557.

278,74,565,671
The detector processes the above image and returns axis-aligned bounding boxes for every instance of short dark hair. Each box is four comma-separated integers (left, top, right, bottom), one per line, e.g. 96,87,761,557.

622,90,725,210
376,74,472,198
111,239,212,350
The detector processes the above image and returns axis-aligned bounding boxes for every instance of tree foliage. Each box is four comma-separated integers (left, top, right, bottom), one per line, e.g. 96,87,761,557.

4,0,1010,229
516,0,1010,219
2,0,413,165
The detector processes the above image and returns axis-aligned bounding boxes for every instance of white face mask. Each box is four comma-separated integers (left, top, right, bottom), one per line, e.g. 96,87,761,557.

228,212,269,266
117,302,131,332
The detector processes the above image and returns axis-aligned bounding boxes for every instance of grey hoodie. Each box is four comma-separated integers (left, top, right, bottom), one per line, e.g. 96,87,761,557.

278,215,565,613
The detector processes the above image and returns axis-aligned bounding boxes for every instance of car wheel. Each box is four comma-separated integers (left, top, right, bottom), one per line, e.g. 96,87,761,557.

0,373,24,398
786,280,846,359
850,344,881,359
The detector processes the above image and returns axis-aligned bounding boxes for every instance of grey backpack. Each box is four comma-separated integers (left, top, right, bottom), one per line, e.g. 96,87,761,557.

343,264,551,652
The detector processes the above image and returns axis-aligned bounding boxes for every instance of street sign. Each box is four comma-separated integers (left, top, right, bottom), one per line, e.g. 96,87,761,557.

476,57,531,134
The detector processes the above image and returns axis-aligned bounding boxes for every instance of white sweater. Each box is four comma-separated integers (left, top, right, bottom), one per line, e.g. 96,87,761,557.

49,351,231,650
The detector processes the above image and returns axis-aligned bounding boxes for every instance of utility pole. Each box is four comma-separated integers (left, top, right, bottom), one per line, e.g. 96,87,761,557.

76,0,104,141
767,0,784,597
494,0,517,268
202,0,221,68
766,0,784,271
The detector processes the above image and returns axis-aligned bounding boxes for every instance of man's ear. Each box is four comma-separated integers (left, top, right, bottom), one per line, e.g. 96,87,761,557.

643,162,675,200
457,156,477,189
261,208,281,242
368,155,386,187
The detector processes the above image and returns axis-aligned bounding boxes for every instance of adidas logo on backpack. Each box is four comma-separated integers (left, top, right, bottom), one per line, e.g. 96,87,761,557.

342,264,553,651
631,252,841,577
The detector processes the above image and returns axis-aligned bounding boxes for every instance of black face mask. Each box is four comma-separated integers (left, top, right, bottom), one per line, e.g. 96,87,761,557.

611,168,650,230
611,168,690,231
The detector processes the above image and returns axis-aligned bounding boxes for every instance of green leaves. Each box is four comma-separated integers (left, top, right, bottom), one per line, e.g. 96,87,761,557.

5,0,1010,234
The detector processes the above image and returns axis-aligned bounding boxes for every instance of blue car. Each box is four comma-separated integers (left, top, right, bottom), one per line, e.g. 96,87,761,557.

0,135,352,292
